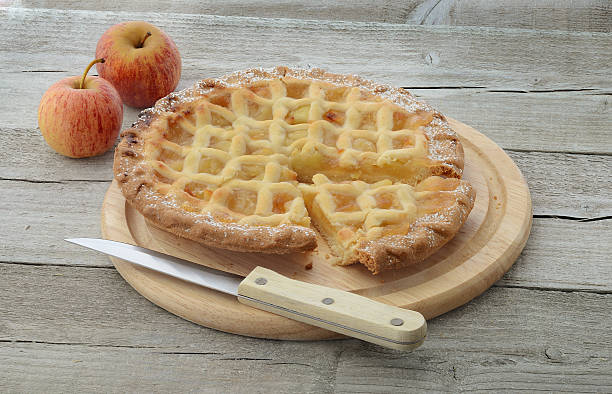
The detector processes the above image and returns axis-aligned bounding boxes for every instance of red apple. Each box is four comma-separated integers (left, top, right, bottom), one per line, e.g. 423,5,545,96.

95,21,181,108
38,58,123,158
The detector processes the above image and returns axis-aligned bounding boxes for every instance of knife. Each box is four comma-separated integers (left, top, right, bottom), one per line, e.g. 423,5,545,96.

66,238,426,350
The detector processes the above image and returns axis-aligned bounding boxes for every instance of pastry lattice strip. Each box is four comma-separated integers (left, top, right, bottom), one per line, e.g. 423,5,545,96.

144,76,437,227
301,174,423,239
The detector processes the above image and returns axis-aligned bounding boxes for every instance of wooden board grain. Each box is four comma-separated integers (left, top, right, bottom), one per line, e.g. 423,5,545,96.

98,118,532,340
14,0,612,32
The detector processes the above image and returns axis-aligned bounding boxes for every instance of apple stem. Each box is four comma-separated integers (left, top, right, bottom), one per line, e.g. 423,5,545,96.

79,58,105,89
137,31,152,48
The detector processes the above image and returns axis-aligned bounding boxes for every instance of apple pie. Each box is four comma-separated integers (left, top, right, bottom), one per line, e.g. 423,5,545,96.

114,66,475,273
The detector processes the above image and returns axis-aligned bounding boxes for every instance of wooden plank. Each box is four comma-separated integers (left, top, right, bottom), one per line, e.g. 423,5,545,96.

0,345,335,393
413,89,612,154
14,0,612,32
15,0,422,24
2,180,610,291
499,218,612,293
2,8,610,92
1,181,113,267
507,151,612,219
407,0,612,33
0,126,122,184
1,263,610,392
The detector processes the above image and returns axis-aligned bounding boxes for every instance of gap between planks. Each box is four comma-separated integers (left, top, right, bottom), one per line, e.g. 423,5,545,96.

1,258,611,296
7,1,612,33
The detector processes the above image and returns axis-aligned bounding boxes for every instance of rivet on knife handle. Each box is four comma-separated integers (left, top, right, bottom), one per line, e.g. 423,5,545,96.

237,267,427,351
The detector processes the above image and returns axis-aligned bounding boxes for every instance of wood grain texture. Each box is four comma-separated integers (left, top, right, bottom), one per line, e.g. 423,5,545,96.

1,8,610,153
413,89,611,155
14,0,612,32
2,8,611,93
507,151,612,219
406,0,612,32
1,180,112,267
2,9,610,154
15,0,421,23
1,263,610,392
500,218,612,293
1,2,610,389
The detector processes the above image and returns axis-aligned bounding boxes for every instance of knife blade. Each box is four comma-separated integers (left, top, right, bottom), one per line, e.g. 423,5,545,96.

66,238,426,350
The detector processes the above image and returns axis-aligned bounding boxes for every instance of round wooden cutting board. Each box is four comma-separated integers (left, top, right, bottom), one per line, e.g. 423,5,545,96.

101,118,532,341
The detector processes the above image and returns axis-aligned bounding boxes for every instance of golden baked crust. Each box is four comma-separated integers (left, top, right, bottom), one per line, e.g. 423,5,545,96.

356,177,475,274
114,66,472,270
299,175,474,274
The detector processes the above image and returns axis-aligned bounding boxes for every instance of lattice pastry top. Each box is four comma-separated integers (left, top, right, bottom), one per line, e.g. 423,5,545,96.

114,66,473,272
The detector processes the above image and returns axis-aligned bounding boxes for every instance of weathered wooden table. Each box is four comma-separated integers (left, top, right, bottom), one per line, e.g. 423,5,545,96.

2,2,611,392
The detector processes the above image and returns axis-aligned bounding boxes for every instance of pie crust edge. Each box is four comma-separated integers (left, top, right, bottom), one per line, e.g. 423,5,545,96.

357,180,475,274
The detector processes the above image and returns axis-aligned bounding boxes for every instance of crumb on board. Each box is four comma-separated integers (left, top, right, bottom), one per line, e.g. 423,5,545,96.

305,262,313,270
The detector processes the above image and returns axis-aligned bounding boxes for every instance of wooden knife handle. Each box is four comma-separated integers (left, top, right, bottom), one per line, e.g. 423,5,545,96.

237,266,426,351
